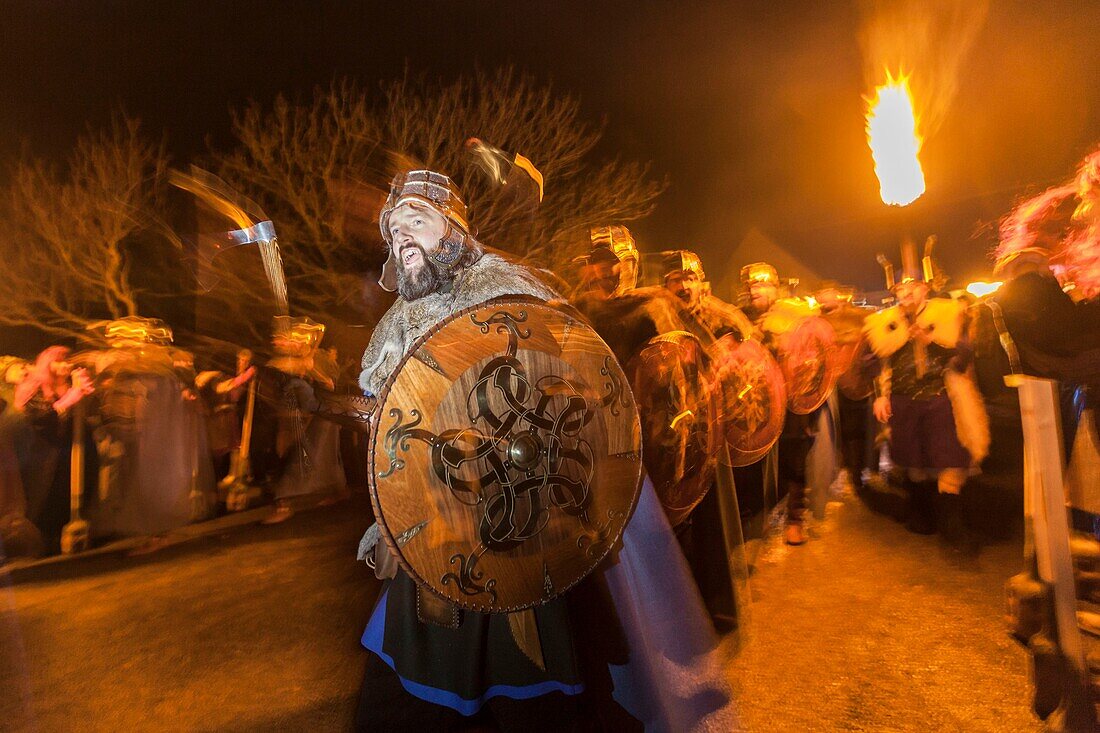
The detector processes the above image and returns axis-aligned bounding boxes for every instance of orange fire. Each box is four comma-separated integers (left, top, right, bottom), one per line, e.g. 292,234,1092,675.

866,71,926,207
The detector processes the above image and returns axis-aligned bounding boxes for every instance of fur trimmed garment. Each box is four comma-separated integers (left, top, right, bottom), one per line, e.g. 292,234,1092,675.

359,252,559,396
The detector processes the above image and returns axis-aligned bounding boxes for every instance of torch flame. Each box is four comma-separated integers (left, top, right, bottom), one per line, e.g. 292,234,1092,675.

866,71,926,207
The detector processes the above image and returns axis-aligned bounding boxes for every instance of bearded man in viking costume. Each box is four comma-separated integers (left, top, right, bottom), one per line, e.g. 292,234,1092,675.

865,257,989,540
355,171,741,732
570,227,686,366
355,171,583,732
736,262,827,546
662,250,754,347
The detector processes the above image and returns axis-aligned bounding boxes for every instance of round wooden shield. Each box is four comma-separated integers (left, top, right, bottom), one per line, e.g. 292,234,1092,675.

781,316,839,415
626,332,717,527
369,297,642,613
710,335,787,467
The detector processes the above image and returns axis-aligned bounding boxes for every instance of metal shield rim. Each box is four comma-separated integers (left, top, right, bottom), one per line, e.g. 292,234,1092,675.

367,295,643,613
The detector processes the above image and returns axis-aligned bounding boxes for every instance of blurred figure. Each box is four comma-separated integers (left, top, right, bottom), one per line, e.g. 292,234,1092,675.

263,317,346,524
817,282,875,496
84,318,215,553
739,262,818,546
0,357,42,559
865,260,988,543
571,226,685,367
992,221,1100,534
13,347,94,552
196,350,257,483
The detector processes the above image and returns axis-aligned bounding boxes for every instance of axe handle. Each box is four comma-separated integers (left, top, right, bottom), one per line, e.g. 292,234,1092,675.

69,400,85,520
236,378,257,480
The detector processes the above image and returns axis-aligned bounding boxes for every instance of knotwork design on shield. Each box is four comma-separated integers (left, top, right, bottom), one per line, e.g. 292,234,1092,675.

370,297,641,613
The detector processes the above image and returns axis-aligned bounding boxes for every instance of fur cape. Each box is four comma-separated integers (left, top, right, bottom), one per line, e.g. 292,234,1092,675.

359,252,559,396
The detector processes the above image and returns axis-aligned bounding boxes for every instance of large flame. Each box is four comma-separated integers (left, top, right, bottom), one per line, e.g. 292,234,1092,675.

866,72,926,207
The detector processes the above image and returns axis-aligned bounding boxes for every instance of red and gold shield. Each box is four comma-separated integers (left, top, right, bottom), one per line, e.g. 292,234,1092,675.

780,316,839,414
369,297,642,613
626,332,717,526
710,335,786,467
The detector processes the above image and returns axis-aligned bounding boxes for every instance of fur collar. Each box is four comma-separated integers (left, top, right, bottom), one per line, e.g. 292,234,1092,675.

359,253,559,395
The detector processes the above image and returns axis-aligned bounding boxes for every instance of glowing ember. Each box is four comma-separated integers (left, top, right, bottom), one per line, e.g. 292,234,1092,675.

866,72,926,207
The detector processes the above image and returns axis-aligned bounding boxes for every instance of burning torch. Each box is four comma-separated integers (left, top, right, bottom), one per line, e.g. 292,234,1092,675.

867,71,926,297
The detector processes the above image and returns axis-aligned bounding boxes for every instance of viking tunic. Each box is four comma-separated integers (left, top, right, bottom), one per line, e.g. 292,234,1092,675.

357,252,739,730
883,319,972,471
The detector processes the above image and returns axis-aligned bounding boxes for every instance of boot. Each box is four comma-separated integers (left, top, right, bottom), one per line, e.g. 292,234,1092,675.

784,522,806,546
905,480,936,535
938,491,964,543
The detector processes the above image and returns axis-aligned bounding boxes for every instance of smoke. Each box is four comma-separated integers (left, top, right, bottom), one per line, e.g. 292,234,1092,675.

859,0,989,140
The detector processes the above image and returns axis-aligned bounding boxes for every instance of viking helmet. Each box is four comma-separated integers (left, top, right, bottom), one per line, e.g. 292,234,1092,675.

90,316,174,347
740,262,778,286
377,170,473,293
882,236,942,291
586,225,639,292
590,225,638,263
661,250,706,281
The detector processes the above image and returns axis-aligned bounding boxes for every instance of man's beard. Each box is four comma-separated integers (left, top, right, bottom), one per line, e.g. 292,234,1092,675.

396,245,452,301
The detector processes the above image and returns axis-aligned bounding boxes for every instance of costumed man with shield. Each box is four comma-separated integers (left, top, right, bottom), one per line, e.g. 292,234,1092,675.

570,227,685,367
816,283,875,496
864,248,989,539
356,171,739,731
740,262,838,546
649,249,755,628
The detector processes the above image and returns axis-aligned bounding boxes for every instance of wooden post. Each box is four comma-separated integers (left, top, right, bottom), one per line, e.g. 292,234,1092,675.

1007,375,1093,730
60,400,90,554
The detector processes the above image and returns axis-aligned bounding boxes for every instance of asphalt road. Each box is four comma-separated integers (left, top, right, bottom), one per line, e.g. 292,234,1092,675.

727,488,1043,732
2,493,379,733
1,486,1043,732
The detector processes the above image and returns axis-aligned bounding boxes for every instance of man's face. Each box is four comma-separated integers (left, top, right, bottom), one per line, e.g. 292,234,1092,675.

895,280,929,311
666,271,704,309
584,260,621,298
389,203,451,301
749,281,778,311
388,203,447,278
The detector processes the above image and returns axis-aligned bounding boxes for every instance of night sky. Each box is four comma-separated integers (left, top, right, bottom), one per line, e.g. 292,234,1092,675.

3,1,1099,293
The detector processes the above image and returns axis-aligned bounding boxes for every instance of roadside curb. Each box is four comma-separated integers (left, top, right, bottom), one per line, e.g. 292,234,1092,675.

1,492,363,585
